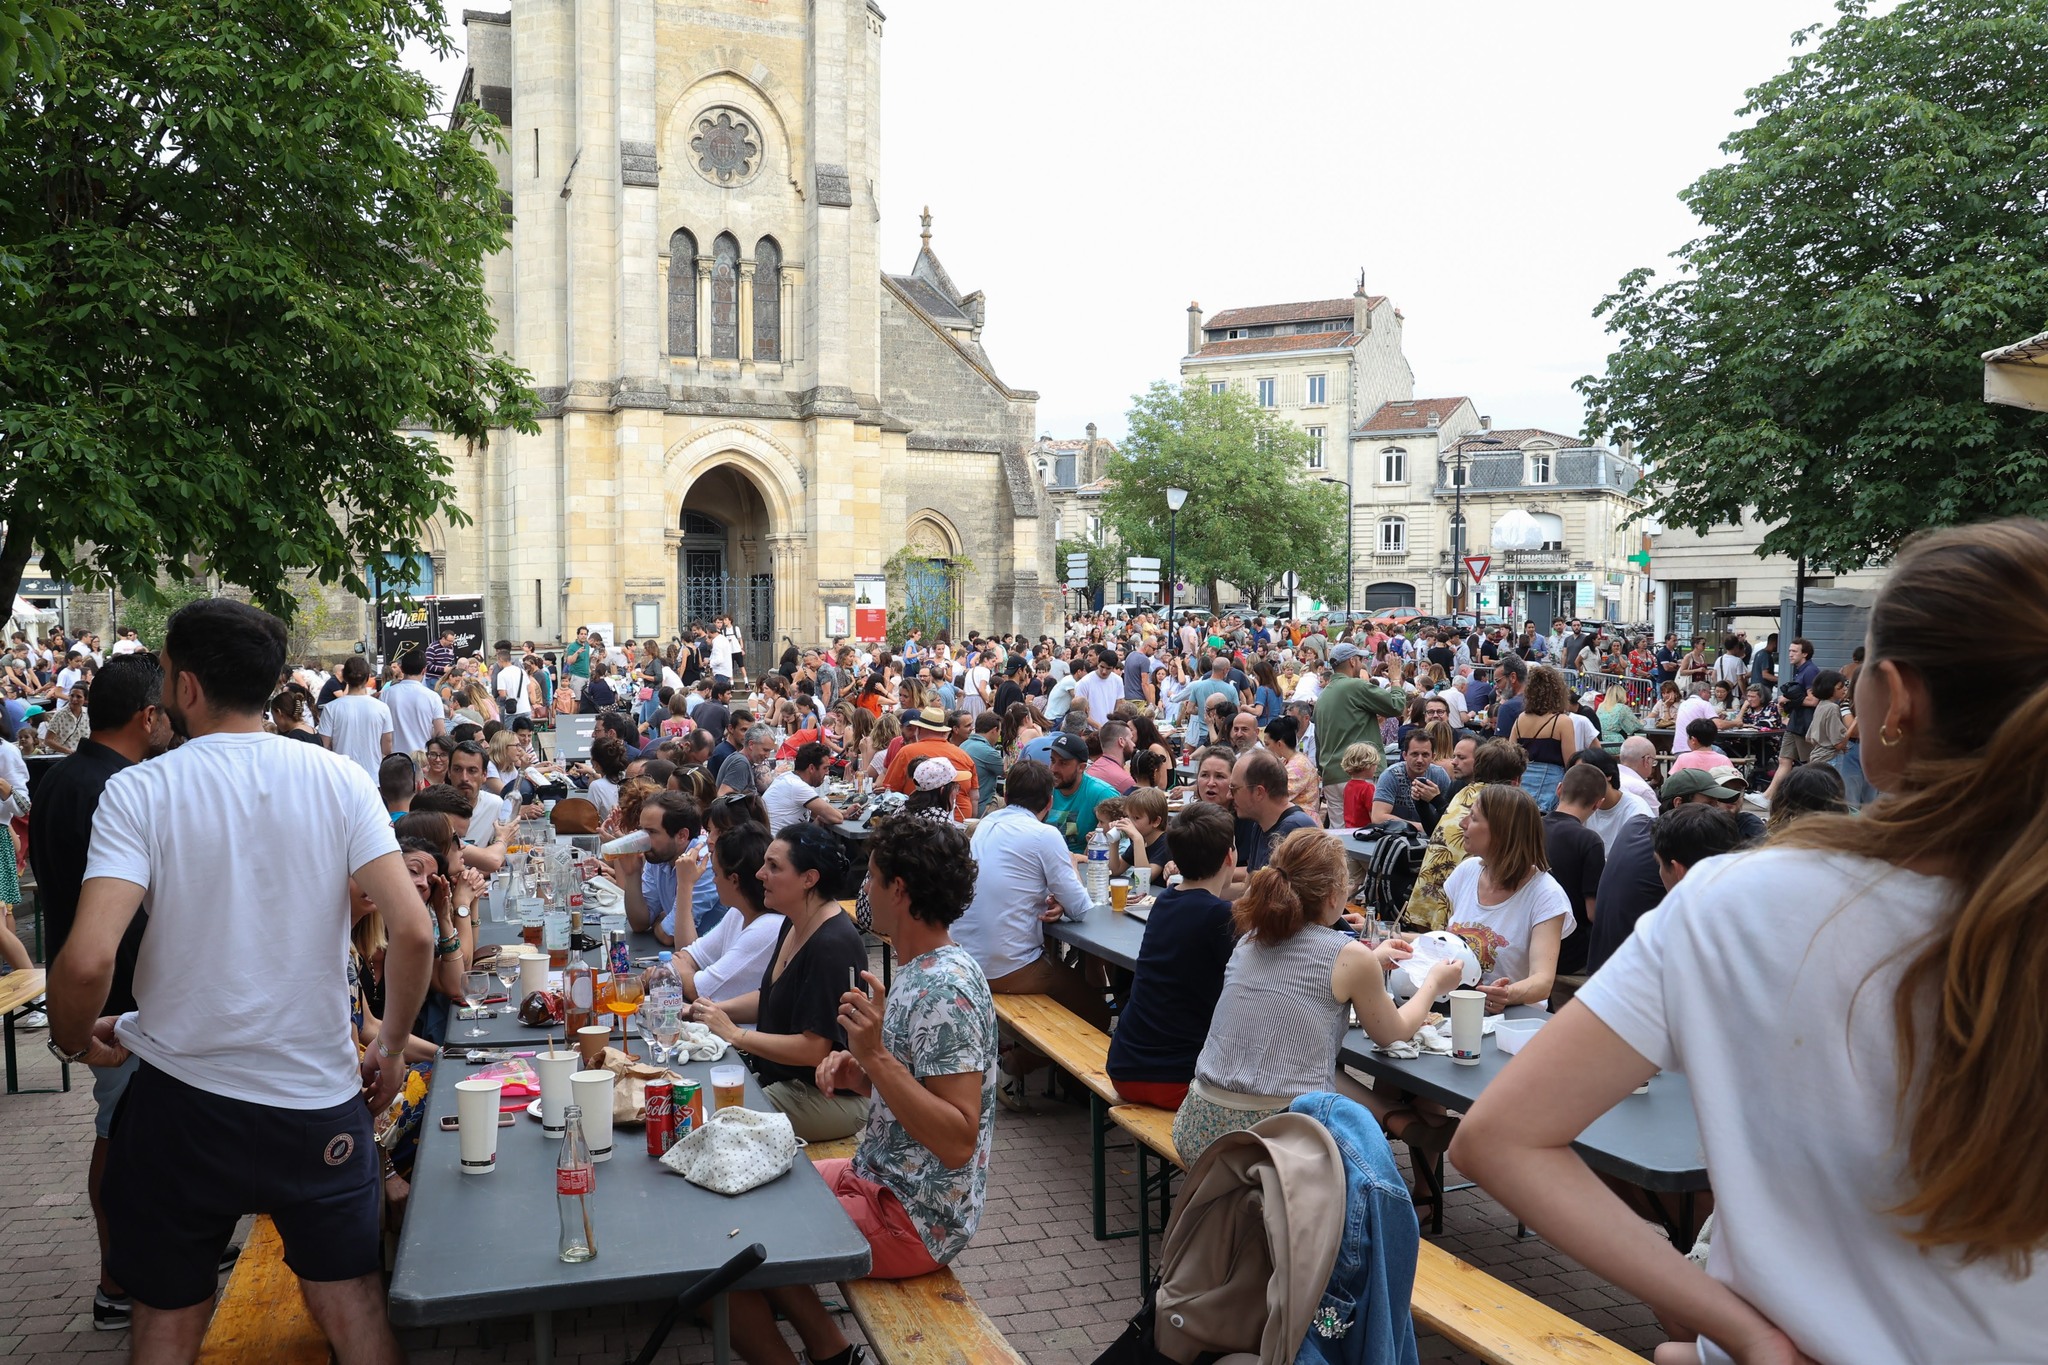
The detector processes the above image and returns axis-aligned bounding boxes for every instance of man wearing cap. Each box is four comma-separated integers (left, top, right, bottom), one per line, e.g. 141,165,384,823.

1659,767,1766,843
881,708,977,822
1312,641,1407,827
1044,733,1118,854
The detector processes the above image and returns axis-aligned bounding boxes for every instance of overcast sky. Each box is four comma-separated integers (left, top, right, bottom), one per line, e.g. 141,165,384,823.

408,0,1845,444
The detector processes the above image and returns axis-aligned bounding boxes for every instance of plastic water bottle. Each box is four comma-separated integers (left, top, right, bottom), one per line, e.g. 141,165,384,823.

642,952,686,1066
1085,828,1110,905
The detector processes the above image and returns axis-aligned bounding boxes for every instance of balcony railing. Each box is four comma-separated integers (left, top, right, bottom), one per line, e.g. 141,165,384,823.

1432,448,1641,496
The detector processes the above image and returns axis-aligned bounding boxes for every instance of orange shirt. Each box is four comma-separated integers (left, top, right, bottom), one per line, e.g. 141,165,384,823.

880,739,978,822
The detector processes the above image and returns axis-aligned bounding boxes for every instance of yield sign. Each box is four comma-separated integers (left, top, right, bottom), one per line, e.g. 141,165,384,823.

1463,555,1492,585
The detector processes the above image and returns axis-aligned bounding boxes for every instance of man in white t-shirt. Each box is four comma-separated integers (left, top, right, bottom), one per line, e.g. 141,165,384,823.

448,740,508,842
315,656,393,779
110,627,146,656
762,742,845,830
47,598,428,1361
1073,648,1125,727
382,648,446,754
492,641,529,717
707,623,735,680
1673,682,1721,734
1616,735,1661,809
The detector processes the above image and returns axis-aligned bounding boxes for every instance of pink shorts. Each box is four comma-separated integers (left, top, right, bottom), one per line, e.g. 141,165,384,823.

815,1158,942,1280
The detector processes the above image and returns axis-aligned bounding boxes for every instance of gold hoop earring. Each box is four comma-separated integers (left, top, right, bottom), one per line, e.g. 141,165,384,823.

1879,724,1903,747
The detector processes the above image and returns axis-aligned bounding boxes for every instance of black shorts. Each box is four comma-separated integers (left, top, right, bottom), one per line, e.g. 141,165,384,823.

105,1063,381,1308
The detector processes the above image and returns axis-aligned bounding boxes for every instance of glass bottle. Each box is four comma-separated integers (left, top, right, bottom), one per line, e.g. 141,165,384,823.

557,1103,597,1263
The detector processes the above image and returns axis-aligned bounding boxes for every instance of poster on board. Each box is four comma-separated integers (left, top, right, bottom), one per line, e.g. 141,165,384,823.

825,603,850,639
853,577,887,641
430,596,484,657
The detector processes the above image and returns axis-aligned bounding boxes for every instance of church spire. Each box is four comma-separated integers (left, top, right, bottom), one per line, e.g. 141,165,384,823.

920,205,932,249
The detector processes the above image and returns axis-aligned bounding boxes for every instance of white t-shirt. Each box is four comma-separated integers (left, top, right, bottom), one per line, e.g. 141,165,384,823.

1619,764,1657,809
686,909,787,1001
708,632,735,677
964,664,992,709
382,678,444,754
111,637,146,655
1674,695,1719,733
89,732,400,1107
1439,686,1469,727
1290,670,1323,703
585,776,619,821
317,693,393,779
466,787,506,843
495,663,531,715
1583,791,1655,852
1578,849,2038,1364
1441,857,1573,985
763,770,825,829
1074,670,1123,726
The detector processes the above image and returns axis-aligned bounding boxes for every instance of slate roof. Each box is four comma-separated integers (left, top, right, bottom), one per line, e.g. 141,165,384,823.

886,273,972,328
1204,297,1381,329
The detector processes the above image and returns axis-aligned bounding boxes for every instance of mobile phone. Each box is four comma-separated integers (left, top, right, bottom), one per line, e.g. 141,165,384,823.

440,1114,515,1130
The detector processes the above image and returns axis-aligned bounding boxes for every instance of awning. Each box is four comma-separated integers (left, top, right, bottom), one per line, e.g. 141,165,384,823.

1983,330,2048,412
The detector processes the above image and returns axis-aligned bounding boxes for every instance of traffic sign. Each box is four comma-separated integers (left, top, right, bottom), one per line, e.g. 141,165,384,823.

1066,552,1092,567
1126,556,1161,571
1463,555,1491,585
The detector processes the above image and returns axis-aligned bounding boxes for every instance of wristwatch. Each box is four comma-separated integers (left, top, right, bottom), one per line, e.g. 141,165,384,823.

48,1037,92,1064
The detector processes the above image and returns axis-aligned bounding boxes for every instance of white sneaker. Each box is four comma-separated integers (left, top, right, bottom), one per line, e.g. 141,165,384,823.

16,1009,47,1030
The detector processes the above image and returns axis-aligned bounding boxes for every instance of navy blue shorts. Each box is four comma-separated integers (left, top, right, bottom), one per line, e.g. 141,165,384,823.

104,1062,381,1309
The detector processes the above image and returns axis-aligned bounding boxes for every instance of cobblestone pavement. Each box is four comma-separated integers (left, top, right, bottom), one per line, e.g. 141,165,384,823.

1,1041,1667,1364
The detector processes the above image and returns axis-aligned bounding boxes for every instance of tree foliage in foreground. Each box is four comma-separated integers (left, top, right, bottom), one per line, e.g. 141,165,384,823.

1101,381,1347,608
1576,0,2048,571
0,0,538,616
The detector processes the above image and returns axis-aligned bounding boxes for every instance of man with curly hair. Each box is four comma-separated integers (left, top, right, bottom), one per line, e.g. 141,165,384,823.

725,816,997,1365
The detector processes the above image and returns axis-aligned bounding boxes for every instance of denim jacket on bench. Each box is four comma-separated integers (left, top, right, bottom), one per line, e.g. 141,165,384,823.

1287,1092,1421,1365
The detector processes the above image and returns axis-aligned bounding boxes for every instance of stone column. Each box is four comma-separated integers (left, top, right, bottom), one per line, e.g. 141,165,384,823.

695,255,713,358
765,532,811,645
738,261,756,363
781,265,804,362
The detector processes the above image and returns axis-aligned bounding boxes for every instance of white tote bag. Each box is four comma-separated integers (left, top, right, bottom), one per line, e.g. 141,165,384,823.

660,1104,797,1195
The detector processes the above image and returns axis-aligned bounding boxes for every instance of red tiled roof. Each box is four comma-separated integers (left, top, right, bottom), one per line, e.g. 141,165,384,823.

1205,297,1381,329
1360,396,1473,432
1193,331,1359,358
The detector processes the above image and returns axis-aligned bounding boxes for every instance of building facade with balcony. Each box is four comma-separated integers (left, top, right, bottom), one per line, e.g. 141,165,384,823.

1354,396,1648,624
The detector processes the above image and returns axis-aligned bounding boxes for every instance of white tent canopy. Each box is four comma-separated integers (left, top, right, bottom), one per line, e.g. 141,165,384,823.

10,595,56,625
1983,331,2048,412
1490,510,1546,551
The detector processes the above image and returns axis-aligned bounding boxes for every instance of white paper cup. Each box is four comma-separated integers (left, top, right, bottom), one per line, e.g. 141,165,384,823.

519,951,550,1001
454,1078,502,1174
535,1049,580,1138
570,1069,616,1161
1448,990,1486,1066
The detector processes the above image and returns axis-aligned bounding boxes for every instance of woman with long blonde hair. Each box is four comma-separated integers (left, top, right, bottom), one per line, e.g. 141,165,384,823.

1456,520,2048,1364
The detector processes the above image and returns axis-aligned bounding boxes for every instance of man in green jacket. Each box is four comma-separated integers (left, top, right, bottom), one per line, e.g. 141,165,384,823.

1313,642,1407,826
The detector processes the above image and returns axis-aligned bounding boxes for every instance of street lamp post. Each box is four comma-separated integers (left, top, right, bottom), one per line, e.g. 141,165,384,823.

1318,476,1352,618
1165,485,1189,641
1449,436,1502,616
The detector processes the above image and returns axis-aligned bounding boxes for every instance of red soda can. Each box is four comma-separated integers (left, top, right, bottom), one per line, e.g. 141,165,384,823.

644,1078,675,1156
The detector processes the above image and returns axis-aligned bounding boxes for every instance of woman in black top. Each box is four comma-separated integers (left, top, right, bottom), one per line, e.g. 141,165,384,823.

690,822,869,1140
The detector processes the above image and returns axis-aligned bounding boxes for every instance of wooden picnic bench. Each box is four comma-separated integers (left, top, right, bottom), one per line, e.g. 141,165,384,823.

196,1216,327,1365
0,967,67,1095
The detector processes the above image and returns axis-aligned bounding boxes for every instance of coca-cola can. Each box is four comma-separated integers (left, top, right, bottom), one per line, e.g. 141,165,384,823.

644,1078,675,1156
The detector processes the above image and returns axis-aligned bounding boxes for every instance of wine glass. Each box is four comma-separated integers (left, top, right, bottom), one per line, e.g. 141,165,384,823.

494,951,521,1002
606,974,644,1052
463,969,494,1038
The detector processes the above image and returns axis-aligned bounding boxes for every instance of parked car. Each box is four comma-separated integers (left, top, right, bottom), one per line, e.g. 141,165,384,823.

1369,607,1426,627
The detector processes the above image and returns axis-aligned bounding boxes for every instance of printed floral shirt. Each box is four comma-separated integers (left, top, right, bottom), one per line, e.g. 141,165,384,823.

852,944,999,1265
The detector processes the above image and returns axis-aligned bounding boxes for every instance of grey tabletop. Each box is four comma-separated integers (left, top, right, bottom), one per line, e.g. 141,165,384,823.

1046,908,1148,973
1338,1009,1707,1191
390,988,871,1330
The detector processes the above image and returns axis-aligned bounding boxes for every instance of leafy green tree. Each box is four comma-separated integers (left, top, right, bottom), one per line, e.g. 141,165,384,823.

882,546,974,650
0,0,79,93
1100,381,1346,608
1054,535,1109,607
0,0,537,617
1577,0,2048,571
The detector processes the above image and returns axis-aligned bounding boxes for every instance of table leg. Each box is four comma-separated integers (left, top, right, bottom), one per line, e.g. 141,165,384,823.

532,1309,553,1365
4,1011,15,1095
711,1292,730,1365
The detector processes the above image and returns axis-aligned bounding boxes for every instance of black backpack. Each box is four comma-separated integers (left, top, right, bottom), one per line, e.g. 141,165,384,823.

1348,821,1428,922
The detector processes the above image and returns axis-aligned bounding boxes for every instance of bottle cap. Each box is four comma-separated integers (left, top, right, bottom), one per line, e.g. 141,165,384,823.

658,950,673,962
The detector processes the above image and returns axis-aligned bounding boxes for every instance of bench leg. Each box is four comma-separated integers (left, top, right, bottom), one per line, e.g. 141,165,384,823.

532,1309,553,1365
711,1293,730,1365
1091,1094,1107,1240
4,1011,15,1095
1134,1146,1152,1285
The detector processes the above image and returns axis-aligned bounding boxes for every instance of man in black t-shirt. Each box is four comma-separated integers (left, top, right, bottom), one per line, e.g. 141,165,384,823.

1584,803,1745,974
28,656,172,1329
1543,766,1609,976
990,656,1028,717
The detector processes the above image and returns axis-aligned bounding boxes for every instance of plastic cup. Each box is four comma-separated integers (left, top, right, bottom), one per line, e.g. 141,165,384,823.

454,1078,502,1174
1448,990,1486,1067
519,950,550,1002
535,1049,580,1138
570,1069,616,1161
576,1025,612,1070
709,1063,747,1113
1109,877,1129,913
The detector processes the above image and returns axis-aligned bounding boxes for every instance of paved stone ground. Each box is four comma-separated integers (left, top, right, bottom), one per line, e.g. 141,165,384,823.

1,1037,1667,1364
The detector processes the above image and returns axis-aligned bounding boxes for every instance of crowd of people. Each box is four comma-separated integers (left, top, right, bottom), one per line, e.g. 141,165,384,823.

12,515,2045,1364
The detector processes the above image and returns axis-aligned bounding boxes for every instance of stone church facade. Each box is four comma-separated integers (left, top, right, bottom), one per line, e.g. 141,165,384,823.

410,0,1053,656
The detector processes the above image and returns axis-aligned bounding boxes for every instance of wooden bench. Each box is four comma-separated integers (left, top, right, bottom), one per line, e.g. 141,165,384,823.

1111,1103,1640,1365
0,967,66,1095
196,1216,327,1365
805,1135,861,1162
839,1268,1027,1365
988,994,1130,1240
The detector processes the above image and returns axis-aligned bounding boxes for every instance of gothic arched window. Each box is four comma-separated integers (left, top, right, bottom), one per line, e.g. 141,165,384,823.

710,232,740,359
668,228,698,356
753,236,782,361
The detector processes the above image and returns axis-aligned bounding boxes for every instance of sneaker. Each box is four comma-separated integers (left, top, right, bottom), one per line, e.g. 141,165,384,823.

995,1067,1041,1115
217,1244,241,1275
93,1290,131,1331
804,1347,869,1365
16,1009,47,1030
